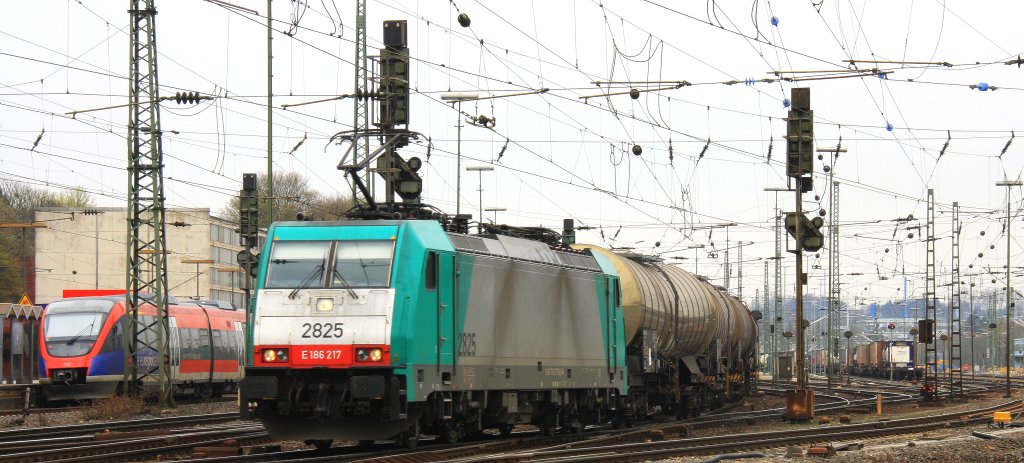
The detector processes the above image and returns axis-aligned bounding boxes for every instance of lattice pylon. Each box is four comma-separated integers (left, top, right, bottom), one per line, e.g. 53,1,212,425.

124,0,173,407
923,189,939,400
950,202,963,398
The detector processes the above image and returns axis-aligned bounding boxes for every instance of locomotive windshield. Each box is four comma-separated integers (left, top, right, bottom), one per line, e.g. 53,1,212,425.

266,241,330,288
266,240,394,289
44,299,114,357
333,240,394,288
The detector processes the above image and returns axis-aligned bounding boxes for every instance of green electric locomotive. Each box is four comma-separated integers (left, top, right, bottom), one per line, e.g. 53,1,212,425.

241,220,627,447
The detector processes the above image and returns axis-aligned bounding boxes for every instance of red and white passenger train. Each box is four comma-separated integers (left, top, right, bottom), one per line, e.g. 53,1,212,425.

39,296,245,402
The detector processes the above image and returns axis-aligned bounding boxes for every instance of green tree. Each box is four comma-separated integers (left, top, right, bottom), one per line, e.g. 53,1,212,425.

221,171,352,228
0,180,95,302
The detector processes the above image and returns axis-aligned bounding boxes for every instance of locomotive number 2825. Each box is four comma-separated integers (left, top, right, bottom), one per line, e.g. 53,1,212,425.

301,322,344,339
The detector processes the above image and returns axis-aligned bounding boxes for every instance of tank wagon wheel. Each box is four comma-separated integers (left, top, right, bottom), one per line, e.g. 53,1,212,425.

497,423,514,436
357,440,375,448
441,421,463,444
395,421,420,449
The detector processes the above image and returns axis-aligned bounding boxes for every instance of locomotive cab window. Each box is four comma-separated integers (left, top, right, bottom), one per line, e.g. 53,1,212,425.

267,239,395,289
265,241,330,288
425,252,437,291
332,240,395,288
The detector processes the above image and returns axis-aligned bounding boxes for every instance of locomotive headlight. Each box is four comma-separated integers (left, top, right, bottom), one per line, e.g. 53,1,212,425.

356,347,383,362
316,297,335,313
262,348,289,363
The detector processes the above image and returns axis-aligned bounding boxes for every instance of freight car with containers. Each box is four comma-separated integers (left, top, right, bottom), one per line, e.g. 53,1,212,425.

240,220,758,448
39,296,246,402
847,340,917,381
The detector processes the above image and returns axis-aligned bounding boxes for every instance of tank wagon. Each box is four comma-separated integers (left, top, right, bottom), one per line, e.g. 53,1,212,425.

40,296,245,401
240,220,756,448
576,247,756,416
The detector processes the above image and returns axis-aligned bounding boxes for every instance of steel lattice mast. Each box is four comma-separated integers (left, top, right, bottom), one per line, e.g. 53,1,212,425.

924,188,939,401
124,0,174,407
352,0,370,205
828,175,840,388
950,202,963,398
773,206,782,388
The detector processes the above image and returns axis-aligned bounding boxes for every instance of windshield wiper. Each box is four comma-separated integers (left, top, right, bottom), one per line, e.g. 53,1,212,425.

331,268,359,298
66,321,95,345
288,264,325,300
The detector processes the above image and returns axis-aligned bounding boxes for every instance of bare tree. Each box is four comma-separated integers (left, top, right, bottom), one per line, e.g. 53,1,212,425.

221,171,352,228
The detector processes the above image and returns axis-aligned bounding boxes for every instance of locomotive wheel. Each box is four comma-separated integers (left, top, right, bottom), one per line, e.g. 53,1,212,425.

441,421,462,444
396,421,420,449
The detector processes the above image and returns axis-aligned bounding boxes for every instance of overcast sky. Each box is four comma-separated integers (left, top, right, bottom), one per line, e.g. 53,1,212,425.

2,0,1023,308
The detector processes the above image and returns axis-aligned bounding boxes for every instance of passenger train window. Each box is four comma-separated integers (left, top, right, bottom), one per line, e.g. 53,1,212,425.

425,252,437,291
614,281,622,307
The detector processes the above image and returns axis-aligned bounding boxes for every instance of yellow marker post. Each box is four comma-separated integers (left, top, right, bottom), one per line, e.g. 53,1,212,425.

876,394,883,415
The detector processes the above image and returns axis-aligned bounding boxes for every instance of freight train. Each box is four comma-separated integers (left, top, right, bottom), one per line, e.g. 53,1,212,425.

39,296,246,401
848,339,918,381
240,219,757,448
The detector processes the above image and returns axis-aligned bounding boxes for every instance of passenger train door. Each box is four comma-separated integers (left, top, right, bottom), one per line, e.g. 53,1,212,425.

168,317,180,376
436,252,456,376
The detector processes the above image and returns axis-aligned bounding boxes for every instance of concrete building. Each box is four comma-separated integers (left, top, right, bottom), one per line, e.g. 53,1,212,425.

33,208,257,306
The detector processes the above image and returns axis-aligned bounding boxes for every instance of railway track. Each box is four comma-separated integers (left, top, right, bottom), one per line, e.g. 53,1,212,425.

0,412,238,441
0,394,237,417
161,388,923,463
0,412,259,463
438,399,1023,463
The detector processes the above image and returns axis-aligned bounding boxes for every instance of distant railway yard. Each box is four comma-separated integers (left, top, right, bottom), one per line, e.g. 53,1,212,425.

0,380,1022,463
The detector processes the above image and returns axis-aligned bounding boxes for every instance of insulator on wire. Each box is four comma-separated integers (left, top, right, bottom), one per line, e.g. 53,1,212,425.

173,91,203,104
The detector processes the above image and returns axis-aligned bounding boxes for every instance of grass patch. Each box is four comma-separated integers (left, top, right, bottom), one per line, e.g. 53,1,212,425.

79,395,149,421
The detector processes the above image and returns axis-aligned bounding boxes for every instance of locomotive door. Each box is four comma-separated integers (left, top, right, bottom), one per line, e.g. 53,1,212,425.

605,276,619,381
436,252,456,374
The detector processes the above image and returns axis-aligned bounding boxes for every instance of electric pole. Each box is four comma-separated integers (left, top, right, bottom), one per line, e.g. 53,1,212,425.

922,188,939,402
352,0,369,206
996,178,1021,398
266,0,274,223
818,144,846,390
125,0,173,407
950,202,963,399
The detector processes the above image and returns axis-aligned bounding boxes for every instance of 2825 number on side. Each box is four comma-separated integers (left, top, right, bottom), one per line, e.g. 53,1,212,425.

301,322,344,339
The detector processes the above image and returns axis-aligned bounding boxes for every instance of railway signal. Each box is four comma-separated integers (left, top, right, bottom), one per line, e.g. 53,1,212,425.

784,213,824,252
